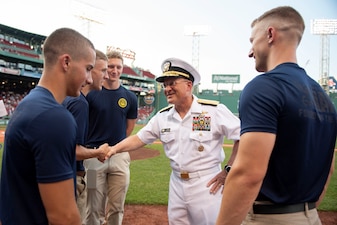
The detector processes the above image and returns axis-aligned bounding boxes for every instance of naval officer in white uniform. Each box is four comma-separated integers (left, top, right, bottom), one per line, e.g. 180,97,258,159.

106,57,240,225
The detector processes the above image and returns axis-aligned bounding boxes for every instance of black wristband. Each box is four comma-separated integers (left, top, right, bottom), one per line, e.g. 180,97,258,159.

224,164,231,173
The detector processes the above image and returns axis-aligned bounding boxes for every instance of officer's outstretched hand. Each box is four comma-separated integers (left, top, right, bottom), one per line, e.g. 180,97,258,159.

105,146,117,160
206,170,228,194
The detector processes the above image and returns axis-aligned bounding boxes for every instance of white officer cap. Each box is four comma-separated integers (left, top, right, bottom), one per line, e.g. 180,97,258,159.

156,58,201,85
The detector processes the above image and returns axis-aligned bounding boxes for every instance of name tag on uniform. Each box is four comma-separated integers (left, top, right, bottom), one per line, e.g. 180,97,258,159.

161,128,170,133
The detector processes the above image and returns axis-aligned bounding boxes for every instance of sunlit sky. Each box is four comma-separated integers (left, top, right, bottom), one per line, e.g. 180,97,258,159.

1,0,336,90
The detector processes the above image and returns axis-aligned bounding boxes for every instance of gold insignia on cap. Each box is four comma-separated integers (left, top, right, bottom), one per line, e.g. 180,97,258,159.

163,62,171,72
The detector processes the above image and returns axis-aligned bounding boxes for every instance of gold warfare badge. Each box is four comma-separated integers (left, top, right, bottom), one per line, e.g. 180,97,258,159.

118,98,127,108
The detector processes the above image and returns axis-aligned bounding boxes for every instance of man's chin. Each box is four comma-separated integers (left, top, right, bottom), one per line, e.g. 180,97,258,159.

67,91,80,97
166,97,174,104
92,85,101,91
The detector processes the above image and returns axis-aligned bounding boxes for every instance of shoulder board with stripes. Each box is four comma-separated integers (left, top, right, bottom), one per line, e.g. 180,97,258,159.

197,99,219,106
159,105,174,113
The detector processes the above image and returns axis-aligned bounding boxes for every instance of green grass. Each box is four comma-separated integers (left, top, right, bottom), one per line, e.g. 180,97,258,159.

0,124,336,211
319,167,337,211
126,143,170,204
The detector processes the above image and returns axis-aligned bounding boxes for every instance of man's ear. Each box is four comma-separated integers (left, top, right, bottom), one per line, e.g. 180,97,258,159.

61,55,70,71
267,27,275,44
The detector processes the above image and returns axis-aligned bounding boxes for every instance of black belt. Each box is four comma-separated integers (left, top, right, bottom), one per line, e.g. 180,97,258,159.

76,171,86,177
253,202,316,214
85,145,97,149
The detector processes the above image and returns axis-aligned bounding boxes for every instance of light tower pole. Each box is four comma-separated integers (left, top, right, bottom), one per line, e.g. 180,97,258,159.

71,0,104,39
76,15,102,39
184,25,209,94
190,32,201,71
311,19,337,94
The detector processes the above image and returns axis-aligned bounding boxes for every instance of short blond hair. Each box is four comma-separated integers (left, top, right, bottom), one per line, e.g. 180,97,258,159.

251,6,305,44
106,51,124,64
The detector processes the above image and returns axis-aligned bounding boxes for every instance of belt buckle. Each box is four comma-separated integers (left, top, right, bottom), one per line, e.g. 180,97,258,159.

180,172,189,179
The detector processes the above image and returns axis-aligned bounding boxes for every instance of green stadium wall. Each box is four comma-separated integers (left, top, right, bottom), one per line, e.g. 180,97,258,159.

155,89,241,115
155,90,337,117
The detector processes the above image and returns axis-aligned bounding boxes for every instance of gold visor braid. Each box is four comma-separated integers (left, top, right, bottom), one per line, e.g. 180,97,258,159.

162,71,190,79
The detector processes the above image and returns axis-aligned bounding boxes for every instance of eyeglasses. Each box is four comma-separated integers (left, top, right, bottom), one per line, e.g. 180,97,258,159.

161,80,190,89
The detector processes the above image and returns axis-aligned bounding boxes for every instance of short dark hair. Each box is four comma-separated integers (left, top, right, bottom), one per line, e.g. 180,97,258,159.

43,28,95,66
96,49,108,61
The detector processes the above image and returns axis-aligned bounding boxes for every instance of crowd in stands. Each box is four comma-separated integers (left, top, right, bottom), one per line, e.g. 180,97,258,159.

0,91,27,116
0,91,155,122
137,105,155,122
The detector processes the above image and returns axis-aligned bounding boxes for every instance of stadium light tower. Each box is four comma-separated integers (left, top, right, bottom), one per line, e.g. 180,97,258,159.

71,0,105,39
76,15,102,38
184,25,209,94
311,19,337,94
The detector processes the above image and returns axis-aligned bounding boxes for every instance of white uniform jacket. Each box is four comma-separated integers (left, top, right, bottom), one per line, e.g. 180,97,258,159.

137,96,240,173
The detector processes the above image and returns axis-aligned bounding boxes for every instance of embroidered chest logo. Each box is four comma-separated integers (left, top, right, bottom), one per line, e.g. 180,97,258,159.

118,98,128,108
192,112,211,131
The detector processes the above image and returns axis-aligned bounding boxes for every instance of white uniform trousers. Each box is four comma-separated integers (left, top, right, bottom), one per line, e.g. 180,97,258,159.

168,165,222,225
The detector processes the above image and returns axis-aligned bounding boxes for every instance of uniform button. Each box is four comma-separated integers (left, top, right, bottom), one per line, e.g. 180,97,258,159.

198,145,204,152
